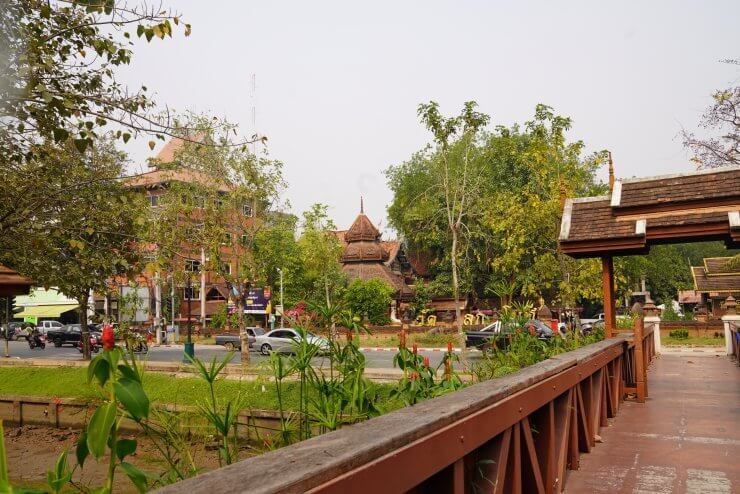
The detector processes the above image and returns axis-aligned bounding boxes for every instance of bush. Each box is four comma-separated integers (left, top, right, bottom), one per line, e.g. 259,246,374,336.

343,279,395,325
668,328,689,339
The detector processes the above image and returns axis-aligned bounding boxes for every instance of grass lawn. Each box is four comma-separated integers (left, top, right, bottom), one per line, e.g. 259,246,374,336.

0,366,403,412
661,336,725,347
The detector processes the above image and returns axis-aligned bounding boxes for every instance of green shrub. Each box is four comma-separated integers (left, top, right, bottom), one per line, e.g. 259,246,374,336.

668,328,689,339
343,279,395,325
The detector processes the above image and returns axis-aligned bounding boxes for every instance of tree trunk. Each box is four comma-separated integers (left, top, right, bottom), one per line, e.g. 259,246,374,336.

450,229,468,367
237,286,249,365
80,292,91,361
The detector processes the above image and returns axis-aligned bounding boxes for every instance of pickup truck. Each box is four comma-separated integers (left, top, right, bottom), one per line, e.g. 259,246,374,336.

214,327,266,351
46,324,99,347
465,320,555,350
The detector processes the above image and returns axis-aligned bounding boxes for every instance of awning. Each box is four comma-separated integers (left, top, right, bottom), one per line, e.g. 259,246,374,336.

15,304,78,318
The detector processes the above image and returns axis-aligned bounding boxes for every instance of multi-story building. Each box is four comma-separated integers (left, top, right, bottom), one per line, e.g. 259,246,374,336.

95,138,259,333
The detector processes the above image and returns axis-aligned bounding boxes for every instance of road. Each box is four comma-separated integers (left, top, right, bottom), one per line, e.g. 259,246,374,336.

0,341,476,370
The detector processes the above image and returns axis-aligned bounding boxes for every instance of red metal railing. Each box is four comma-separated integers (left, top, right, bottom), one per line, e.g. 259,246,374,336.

156,325,657,494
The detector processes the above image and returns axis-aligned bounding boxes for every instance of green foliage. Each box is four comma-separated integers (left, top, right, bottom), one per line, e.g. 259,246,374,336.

391,345,463,406
343,279,395,325
410,279,432,316
471,327,605,381
668,328,689,340
387,104,608,308
211,304,238,331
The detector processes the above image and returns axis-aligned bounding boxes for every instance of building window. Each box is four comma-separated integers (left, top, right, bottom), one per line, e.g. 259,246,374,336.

222,262,231,275
183,286,200,300
184,259,201,272
241,234,248,246
223,233,232,245
243,203,253,217
148,195,160,207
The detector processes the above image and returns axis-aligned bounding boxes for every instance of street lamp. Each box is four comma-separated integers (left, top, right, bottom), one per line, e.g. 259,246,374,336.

183,275,195,363
277,268,284,328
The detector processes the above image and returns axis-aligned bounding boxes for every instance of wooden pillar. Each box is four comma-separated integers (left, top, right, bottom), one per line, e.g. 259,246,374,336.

633,314,647,402
601,256,616,338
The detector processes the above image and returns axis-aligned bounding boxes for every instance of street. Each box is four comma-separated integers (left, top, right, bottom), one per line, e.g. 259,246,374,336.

0,341,475,370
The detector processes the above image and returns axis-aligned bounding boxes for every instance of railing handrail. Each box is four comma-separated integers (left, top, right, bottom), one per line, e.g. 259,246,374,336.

156,336,629,494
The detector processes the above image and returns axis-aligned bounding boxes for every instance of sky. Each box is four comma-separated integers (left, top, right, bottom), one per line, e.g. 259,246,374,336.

119,1,740,235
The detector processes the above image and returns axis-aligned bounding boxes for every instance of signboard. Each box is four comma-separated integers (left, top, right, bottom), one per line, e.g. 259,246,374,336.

244,286,271,314
23,315,37,325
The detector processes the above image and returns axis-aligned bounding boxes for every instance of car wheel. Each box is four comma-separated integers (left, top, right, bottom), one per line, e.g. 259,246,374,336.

224,342,235,351
260,343,272,355
54,338,62,348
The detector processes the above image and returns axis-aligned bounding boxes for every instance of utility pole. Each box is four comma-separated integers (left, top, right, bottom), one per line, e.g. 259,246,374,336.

183,275,194,362
154,271,162,344
279,268,284,328
4,297,10,358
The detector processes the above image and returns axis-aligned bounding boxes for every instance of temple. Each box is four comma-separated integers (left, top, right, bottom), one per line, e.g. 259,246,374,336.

338,201,414,304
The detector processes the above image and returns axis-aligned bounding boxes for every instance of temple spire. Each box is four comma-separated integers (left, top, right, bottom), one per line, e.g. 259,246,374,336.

360,196,364,214
608,151,615,193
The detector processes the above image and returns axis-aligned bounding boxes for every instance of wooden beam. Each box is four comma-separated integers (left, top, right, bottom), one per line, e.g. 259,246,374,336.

601,256,616,338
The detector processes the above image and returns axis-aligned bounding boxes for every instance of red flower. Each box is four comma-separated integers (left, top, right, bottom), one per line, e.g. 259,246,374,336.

101,325,115,351
423,356,430,367
447,341,453,353
409,372,418,380
412,343,418,355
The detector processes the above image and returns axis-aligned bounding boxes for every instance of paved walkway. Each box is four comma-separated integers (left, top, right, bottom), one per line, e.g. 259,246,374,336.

566,352,739,493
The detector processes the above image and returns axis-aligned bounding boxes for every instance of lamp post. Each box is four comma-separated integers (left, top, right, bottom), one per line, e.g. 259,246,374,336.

183,275,195,362
277,268,284,328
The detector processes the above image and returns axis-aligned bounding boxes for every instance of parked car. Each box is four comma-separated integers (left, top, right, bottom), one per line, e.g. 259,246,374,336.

36,320,63,334
46,324,100,347
254,328,330,355
465,321,513,350
1,322,26,340
214,327,266,351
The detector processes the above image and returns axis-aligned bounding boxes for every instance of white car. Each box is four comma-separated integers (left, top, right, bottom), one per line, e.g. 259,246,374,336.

36,320,63,334
254,328,329,355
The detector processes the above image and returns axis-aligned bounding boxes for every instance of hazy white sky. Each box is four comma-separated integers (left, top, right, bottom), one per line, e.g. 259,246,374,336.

120,1,740,234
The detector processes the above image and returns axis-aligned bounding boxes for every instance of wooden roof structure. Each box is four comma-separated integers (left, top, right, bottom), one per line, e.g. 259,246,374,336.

559,166,740,258
0,265,33,296
691,257,740,294
340,203,414,301
559,165,740,336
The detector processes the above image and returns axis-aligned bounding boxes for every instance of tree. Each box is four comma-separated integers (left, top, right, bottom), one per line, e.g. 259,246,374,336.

296,204,346,308
415,101,489,349
143,114,285,362
344,279,394,325
387,104,607,314
0,1,201,294
683,85,739,168
1,136,142,359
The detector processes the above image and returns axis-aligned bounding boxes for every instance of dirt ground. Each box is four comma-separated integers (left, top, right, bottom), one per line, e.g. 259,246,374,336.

3,425,256,492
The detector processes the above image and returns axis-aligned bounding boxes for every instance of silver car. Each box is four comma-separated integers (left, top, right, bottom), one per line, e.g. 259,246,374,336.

254,328,329,355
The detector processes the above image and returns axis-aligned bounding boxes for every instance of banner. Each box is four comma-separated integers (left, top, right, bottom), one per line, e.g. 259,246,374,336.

244,286,271,314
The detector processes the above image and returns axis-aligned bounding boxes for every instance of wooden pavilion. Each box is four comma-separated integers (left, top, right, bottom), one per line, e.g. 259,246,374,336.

559,165,740,336
0,265,33,297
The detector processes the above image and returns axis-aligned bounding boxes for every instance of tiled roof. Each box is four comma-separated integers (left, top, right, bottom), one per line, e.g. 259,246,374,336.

692,266,740,293
703,257,739,275
345,214,381,242
0,265,33,296
126,167,231,192
561,198,639,242
342,263,414,299
341,241,388,263
614,167,740,209
560,166,740,256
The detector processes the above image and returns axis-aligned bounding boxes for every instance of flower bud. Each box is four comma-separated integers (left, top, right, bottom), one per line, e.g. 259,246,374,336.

423,356,430,367
101,324,115,352
412,343,418,355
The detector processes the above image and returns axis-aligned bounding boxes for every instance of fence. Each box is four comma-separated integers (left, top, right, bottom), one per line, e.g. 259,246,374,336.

157,328,657,494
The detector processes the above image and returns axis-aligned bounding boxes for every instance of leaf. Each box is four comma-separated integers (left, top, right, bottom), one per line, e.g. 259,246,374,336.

74,138,89,153
117,364,141,383
136,25,145,37
148,141,155,150
87,356,110,386
75,432,89,468
120,462,148,493
113,378,149,421
86,402,117,459
122,132,131,143
115,439,137,460
52,128,69,142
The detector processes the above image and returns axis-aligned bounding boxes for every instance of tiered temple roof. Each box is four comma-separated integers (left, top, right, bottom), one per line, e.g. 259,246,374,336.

340,203,414,300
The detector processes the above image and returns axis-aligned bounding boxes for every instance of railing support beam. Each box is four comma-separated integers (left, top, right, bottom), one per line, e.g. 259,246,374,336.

601,256,616,338
633,316,647,403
